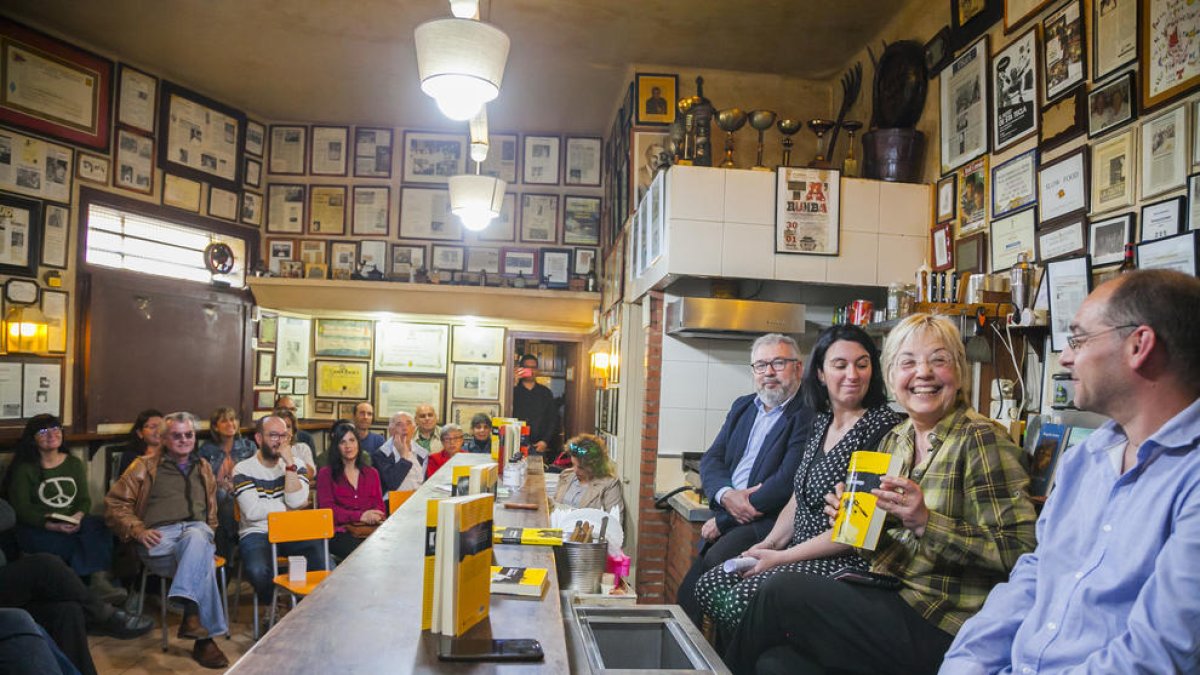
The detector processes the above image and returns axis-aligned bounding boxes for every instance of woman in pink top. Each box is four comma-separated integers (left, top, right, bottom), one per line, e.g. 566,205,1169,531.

316,422,386,560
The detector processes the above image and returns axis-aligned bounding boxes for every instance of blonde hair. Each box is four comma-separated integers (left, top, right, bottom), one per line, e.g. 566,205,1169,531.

881,313,971,408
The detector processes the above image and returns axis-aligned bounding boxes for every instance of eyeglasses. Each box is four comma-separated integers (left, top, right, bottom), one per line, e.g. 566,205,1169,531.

750,357,799,374
35,426,62,437
444,435,464,443
895,353,954,372
1066,324,1138,351
265,432,289,441
168,431,195,441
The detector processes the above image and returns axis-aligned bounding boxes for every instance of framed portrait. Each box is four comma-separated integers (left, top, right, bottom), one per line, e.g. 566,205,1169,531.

207,186,239,222
1140,104,1188,199
450,402,501,427
0,193,41,278
162,173,202,212
352,127,393,178
475,193,516,242
1137,229,1199,274
315,319,373,358
266,184,306,234
275,316,312,377
374,375,445,420
1142,0,1200,109
351,185,390,236
1087,71,1137,138
540,248,572,287
1089,212,1135,265
431,244,466,272
310,125,349,176
75,152,109,186
308,185,347,235
775,167,841,255
952,0,1002,49
1188,173,1200,230
991,148,1038,219
374,321,449,374
990,208,1038,271
399,187,459,241
40,203,68,270
1090,129,1136,213
0,17,113,151
299,240,327,265
501,247,537,277
451,364,502,401
1036,216,1087,261
465,247,501,275
1041,0,1086,102
936,174,958,223
522,135,561,185
1037,147,1088,224
258,312,278,348
992,27,1040,152
314,360,369,399
957,155,990,235
255,351,275,386
940,36,990,173
1004,0,1052,33
244,157,262,189
1094,0,1138,81
573,247,598,276
241,191,263,227
391,244,426,276
925,26,954,78
1040,87,1087,151
403,130,466,184
1140,195,1185,241
564,136,603,187
245,120,265,157
114,129,154,195
329,241,358,278
452,324,505,364
359,240,388,275
563,195,602,245
157,80,243,191
520,194,559,243
117,65,157,135
635,73,678,126
632,130,671,205
931,221,954,271
269,125,307,175
470,133,518,183
1046,254,1092,352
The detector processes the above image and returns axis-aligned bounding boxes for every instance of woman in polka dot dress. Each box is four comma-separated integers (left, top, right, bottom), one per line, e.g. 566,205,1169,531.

694,325,902,636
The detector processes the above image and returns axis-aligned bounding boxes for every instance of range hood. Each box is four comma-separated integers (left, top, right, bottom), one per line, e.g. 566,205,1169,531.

665,296,806,339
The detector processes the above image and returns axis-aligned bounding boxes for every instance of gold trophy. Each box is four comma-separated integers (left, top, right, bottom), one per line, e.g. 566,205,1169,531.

748,109,777,171
776,118,803,167
807,118,837,167
676,96,699,166
841,120,863,177
716,108,748,169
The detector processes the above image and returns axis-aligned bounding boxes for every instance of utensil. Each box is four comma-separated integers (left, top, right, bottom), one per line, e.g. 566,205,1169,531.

965,307,992,363
598,516,609,544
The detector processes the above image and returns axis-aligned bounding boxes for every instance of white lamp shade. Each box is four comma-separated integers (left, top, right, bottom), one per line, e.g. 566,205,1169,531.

414,18,510,121
469,106,489,163
448,0,479,18
449,174,506,231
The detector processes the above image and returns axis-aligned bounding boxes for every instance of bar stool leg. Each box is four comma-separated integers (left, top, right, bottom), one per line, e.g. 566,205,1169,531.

159,577,168,653
219,566,230,640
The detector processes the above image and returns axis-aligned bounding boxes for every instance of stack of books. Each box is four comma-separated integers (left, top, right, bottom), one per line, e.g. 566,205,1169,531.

421,493,495,635
451,462,499,496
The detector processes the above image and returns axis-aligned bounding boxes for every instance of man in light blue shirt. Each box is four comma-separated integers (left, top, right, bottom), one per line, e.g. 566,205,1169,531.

942,269,1200,674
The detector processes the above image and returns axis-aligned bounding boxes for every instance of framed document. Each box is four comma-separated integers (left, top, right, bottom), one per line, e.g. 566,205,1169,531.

1090,129,1136,214
635,73,678,125
451,364,502,401
992,27,1039,152
1037,217,1087,261
374,321,449,374
315,319,373,358
522,135,561,185
1041,0,1086,103
255,351,275,386
1089,213,1135,265
1004,0,1052,33
991,148,1037,219
275,316,312,377
520,194,559,243
375,375,445,420
931,222,954,271
254,390,276,412
470,133,518,183
990,207,1037,272
245,120,265,157
22,361,62,418
1046,254,1092,352
269,125,307,175
1140,196,1184,241
1087,71,1136,138
1040,87,1087,151
775,167,841,255
391,244,425,276
540,248,572,287
157,80,243,191
258,312,278,348
502,248,537,277
359,240,388,275
0,130,73,203
1140,104,1188,199
313,400,335,416
162,173,202,213
351,186,390,236
574,248,597,276
276,377,293,395
465,246,501,275
452,324,505,364
431,244,466,272
956,231,988,274
76,152,109,186
241,191,263,227
330,241,357,279
1094,0,1137,81
1142,0,1200,109
563,195,602,245
41,203,68,269
0,192,40,278
207,186,239,222
564,136,602,186
403,131,466,184
299,240,327,265
354,127,393,178
266,238,296,275
936,174,957,224
266,184,306,234
1189,173,1200,230
450,402,501,427
314,360,369,399
940,36,990,172
117,65,157,134
114,129,153,195
310,125,349,176
244,157,262,188
308,185,347,236
1137,229,1198,274
399,187,460,241
477,193,517,242
957,155,989,235
1037,147,1088,224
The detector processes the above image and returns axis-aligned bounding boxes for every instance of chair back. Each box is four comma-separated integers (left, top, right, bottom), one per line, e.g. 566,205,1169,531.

267,508,334,544
388,490,415,514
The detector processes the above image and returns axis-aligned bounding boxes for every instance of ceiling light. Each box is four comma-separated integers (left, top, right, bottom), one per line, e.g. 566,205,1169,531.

469,106,489,163
449,0,479,18
414,18,510,121
449,174,505,231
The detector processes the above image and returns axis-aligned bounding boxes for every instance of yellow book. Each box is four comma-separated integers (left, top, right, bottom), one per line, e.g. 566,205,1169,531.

446,493,495,636
421,498,442,631
831,450,905,551
493,526,563,546
490,566,549,598
451,465,472,495
470,462,499,494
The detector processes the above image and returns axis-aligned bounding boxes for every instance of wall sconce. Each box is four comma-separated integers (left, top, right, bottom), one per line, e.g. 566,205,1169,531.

4,304,49,353
589,337,613,384
413,16,510,121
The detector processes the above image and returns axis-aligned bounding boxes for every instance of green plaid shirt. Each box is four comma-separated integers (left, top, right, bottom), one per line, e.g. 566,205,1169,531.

871,404,1037,635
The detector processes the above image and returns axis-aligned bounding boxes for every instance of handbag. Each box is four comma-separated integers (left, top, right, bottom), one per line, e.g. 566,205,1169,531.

344,521,379,539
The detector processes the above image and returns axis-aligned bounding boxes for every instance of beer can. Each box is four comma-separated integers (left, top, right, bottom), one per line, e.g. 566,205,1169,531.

850,300,873,326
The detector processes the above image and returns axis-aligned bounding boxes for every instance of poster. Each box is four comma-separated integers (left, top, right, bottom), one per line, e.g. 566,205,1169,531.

275,316,312,377
775,167,841,255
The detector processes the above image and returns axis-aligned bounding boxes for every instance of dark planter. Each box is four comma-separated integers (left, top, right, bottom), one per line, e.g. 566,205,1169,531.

862,128,925,183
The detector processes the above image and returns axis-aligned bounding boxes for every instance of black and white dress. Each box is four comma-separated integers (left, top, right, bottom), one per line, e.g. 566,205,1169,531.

693,404,902,632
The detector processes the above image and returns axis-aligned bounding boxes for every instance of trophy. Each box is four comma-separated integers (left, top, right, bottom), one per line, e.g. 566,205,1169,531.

841,120,863,177
716,108,747,168
689,77,716,167
669,114,687,164
776,118,803,167
748,109,777,171
676,96,698,165
807,118,837,167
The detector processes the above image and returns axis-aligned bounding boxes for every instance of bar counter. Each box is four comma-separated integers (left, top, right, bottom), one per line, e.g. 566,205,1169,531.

228,454,570,673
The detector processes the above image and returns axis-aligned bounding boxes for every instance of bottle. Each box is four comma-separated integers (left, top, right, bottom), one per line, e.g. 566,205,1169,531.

886,281,903,320
479,269,488,287
514,271,527,288
585,269,598,292
916,260,931,303
1117,243,1137,274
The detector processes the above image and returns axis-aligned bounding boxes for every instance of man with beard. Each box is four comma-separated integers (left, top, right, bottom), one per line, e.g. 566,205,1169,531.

512,354,560,458
677,333,813,627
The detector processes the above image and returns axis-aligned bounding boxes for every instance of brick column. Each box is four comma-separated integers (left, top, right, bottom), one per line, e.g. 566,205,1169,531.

634,291,669,604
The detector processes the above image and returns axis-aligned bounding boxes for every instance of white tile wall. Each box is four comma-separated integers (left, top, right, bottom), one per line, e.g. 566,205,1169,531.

667,218,723,276
660,359,709,409
841,178,881,233
668,166,726,222
658,330,755,457
724,170,775,225
877,234,929,285
880,181,931,236
775,253,828,282
826,230,879,285
658,407,707,456
722,222,775,278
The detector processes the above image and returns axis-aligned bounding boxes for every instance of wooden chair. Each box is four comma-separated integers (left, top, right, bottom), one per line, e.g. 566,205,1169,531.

266,508,334,630
387,490,415,514
135,556,229,652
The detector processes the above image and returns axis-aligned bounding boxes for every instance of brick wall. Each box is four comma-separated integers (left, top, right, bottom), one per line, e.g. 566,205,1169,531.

665,510,703,603
634,291,668,603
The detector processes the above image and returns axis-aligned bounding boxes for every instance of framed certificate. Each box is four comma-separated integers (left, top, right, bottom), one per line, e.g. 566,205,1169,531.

314,360,369,400
1137,229,1198,275
990,208,1037,272
315,319,373,358
1036,217,1087,262
255,351,275,386
374,321,449,374
451,325,505,364
374,375,444,420
991,148,1037,219
1140,196,1184,242
1037,147,1088,225
451,364,502,401
1046,254,1092,352
157,80,244,191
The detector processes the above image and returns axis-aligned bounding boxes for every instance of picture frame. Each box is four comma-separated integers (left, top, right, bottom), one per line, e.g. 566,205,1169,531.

40,289,68,354
245,120,265,158
632,130,671,206
351,185,390,237
314,318,373,358
1037,216,1087,261
75,152,109,186
114,129,154,195
775,166,841,255
266,238,295,275
470,133,518,183
336,401,357,419
314,359,370,400
241,191,263,227
1188,173,1200,230
329,241,358,278
255,351,275,386
956,231,988,276
1137,229,1199,274
431,244,466,272
465,247,501,275
353,127,393,178
207,186,239,222
117,64,157,135
359,240,388,276
258,312,278,349
162,173,202,213
157,80,244,191
519,194,559,243
940,36,990,173
373,321,449,374
1094,0,1138,81
399,187,460,241
573,247,598,276
634,73,678,125
1089,212,1135,265
501,247,537,277
266,184,306,234
278,260,304,279
476,193,516,242
936,174,958,223
1139,195,1185,241
1090,128,1137,213
931,221,954,271
1040,86,1087,151
310,125,349,176
990,207,1037,272
374,375,445,420
957,155,990,235
563,195,602,246
1047,254,1092,352
992,27,1040,152
1037,147,1089,225
391,244,426,276
254,390,276,412
276,377,293,395
1041,0,1086,102
244,157,262,188
275,316,312,377
991,148,1038,219
1004,0,1053,33
0,17,113,151
293,378,310,396
449,402,501,427
308,185,347,235
40,203,68,270
1087,70,1137,138
1140,104,1188,199
925,26,954,78
522,135,561,185
564,136,603,186
1142,0,1200,110
951,0,1002,50
313,399,335,416
403,130,466,184
304,262,328,280
540,248,572,287
269,125,307,175
450,364,502,401
451,324,505,364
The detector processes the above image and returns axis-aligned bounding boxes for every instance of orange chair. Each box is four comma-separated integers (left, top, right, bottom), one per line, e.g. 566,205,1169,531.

266,508,334,630
387,489,415,514
135,556,228,652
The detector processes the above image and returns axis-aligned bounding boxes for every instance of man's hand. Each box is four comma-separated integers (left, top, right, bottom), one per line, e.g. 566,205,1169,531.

721,484,763,523
700,517,721,541
279,443,296,466
137,528,163,548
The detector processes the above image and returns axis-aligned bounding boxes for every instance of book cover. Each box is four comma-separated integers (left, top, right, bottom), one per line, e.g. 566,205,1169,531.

469,462,498,494
831,450,905,551
421,498,442,631
493,526,563,546
45,512,82,525
451,493,495,636
1028,423,1068,497
490,565,549,598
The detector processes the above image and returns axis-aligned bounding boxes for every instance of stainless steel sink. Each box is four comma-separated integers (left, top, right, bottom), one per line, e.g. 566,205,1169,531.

569,604,730,674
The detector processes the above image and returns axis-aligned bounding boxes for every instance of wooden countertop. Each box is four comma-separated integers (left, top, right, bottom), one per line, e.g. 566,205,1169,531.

228,454,569,674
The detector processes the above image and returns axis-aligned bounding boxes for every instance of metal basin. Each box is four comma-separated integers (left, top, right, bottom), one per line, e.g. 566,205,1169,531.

572,605,729,674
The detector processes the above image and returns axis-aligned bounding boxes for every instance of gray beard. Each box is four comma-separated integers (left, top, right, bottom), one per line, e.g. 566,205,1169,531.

757,383,792,409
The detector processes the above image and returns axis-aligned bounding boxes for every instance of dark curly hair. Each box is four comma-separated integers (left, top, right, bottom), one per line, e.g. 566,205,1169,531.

800,325,888,413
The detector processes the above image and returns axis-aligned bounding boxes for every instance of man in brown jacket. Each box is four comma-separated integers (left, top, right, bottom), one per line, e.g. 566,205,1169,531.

105,411,228,669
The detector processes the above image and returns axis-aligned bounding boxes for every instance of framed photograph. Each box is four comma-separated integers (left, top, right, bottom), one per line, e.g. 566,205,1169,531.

1087,71,1136,138
373,321,449,374
245,120,265,157
632,130,671,205
958,155,990,235
936,174,958,223
0,17,113,150
40,203,68,270
1041,0,1086,102
925,26,954,78
207,186,239,222
1137,229,1199,274
391,244,426,276
374,375,444,420
1140,196,1184,241
359,240,388,275
991,148,1038,218
1040,86,1087,151
403,130,466,184
1094,0,1138,81
451,364,502,400
952,0,1002,50
574,247,598,276
315,319,373,358
940,36,990,173
313,399,335,416
931,222,954,271
336,401,357,419
304,262,328,280
1140,104,1188,198
353,127,393,178
1038,147,1088,224
564,136,603,186
314,360,369,399
330,241,358,278
244,157,262,188
162,173,202,212
275,316,312,377
520,194,559,243
157,80,243,191
399,187,460,240
310,125,349,176
1090,129,1136,213
75,152,109,186
254,390,276,412
258,312,278,348
1189,173,1200,230
1089,212,1135,265
351,186,390,237
117,65,157,134
278,260,304,279
563,195,602,246
1005,0,1053,32
990,207,1037,271
449,402,501,427
465,247,501,275
476,193,516,242
470,133,518,183
255,351,275,386
308,185,347,236
40,289,68,354
114,129,154,195
992,27,1040,152
1046,254,1092,352
540,248,572,287
775,167,841,255
266,184,306,234
522,135,560,185
276,377,293,395
269,125,307,175
1142,0,1200,109
635,73,678,125
431,244,466,272
241,191,263,227
1037,216,1087,261
451,324,505,364
502,247,537,277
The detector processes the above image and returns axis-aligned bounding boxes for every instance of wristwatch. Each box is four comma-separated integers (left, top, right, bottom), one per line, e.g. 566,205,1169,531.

285,463,298,473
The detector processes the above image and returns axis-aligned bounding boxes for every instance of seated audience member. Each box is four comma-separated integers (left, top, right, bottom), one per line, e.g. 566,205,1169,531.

274,395,316,449
942,270,1200,674
413,404,443,456
105,411,230,669
232,416,326,612
695,325,902,637
725,314,1037,675
553,434,624,518
316,422,385,560
197,406,257,559
425,423,466,478
353,402,386,455
113,409,164,478
0,608,77,675
371,412,426,493
272,407,318,475
677,333,813,626
465,413,493,454
1,415,125,605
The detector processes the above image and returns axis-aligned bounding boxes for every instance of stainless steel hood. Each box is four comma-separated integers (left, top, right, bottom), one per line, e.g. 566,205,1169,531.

664,296,806,339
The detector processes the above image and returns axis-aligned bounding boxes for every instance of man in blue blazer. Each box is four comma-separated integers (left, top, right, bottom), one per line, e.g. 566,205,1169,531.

678,333,812,626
